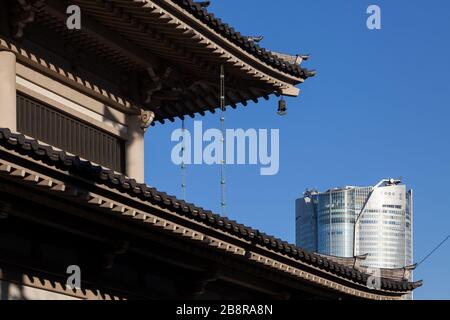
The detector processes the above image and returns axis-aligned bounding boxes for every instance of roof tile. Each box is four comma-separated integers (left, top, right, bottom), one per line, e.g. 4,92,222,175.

169,0,313,78
0,128,421,293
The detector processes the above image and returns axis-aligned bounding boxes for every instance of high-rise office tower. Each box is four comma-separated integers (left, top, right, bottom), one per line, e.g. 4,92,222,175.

296,179,413,269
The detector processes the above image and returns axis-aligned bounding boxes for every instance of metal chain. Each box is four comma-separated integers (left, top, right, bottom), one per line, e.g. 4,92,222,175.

220,65,226,216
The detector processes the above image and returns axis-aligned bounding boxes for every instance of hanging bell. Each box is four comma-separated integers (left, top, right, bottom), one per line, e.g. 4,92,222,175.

277,97,287,116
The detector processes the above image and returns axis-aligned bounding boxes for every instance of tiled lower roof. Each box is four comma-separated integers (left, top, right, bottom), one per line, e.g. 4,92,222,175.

0,128,422,293
169,0,314,79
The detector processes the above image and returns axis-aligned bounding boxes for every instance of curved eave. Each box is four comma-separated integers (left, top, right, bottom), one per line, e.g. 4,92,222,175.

136,0,313,94
164,0,314,81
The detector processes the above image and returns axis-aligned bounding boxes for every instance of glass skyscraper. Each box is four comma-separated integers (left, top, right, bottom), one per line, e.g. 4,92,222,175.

296,179,413,269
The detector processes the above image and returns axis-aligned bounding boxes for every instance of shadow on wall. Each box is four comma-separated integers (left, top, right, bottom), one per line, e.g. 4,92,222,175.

0,268,28,300
103,105,128,137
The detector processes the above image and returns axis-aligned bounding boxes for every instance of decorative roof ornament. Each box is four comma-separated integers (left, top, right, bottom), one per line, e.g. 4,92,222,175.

140,110,155,133
403,264,418,281
246,36,264,43
141,66,174,105
353,254,369,270
196,1,211,8
271,52,311,66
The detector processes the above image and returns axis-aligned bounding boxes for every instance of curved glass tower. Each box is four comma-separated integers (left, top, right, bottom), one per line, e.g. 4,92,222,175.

296,179,413,269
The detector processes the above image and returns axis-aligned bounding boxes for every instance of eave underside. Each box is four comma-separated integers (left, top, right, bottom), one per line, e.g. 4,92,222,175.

6,0,311,124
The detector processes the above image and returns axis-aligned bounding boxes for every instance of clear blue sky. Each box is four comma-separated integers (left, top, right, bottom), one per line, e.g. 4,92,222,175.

145,0,450,300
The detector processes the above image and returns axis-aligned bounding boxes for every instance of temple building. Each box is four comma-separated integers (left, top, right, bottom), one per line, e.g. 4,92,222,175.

0,0,421,300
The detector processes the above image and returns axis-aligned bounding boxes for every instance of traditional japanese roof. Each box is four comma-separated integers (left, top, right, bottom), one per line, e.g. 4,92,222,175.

317,254,417,282
5,0,314,123
169,0,313,78
0,128,423,297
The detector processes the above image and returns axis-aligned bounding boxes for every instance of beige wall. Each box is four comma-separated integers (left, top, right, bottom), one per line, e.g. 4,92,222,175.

126,115,145,182
0,50,16,131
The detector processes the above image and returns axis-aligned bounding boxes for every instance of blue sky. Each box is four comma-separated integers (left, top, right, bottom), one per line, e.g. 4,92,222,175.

145,0,450,300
